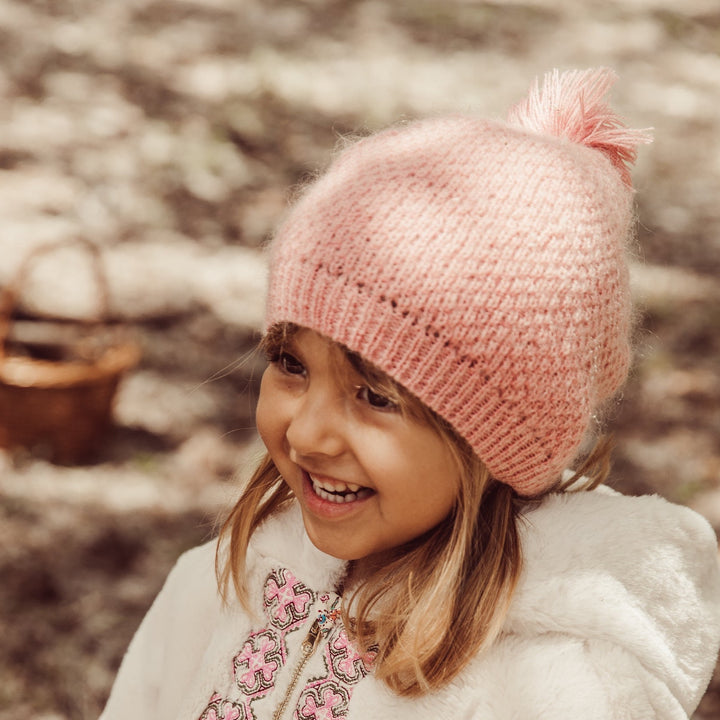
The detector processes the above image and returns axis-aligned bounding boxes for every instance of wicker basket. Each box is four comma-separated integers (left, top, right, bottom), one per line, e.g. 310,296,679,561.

0,240,140,464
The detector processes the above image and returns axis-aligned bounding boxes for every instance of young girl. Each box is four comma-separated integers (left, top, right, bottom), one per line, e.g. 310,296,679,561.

100,68,720,719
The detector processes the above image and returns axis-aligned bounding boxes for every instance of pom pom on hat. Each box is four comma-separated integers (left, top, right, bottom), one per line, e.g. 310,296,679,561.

507,67,652,187
266,68,650,496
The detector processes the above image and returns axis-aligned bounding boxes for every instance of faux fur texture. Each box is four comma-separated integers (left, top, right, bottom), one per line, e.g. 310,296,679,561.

100,489,720,720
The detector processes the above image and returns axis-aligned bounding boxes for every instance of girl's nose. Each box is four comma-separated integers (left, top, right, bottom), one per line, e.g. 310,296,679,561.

285,393,346,460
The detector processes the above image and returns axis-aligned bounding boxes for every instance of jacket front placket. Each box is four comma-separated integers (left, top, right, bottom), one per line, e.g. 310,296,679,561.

199,567,375,720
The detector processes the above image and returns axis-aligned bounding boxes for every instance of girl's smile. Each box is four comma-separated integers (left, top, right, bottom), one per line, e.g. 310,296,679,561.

300,469,374,518
305,471,373,504
255,328,461,566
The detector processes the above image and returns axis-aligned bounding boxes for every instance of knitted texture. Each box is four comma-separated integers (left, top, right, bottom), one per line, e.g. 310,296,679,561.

266,68,651,496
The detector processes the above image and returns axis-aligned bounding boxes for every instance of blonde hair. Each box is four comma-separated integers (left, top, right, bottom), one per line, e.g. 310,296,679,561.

217,323,612,696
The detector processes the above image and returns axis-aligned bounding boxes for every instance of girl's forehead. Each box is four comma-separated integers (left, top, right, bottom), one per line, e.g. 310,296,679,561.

291,327,356,374
292,327,394,392
292,327,336,354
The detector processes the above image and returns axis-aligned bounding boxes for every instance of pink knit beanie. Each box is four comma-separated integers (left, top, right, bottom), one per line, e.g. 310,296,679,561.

266,68,651,496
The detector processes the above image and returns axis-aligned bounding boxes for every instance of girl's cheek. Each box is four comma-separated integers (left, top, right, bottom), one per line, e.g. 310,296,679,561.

255,371,277,446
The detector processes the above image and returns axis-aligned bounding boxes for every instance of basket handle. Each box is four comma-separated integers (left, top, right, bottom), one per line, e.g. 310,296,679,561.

0,238,110,360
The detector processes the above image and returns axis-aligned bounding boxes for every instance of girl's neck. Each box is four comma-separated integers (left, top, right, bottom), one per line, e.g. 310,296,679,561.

342,550,398,594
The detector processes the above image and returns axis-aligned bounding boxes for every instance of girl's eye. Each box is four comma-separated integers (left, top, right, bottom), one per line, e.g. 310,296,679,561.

278,352,305,376
357,386,398,411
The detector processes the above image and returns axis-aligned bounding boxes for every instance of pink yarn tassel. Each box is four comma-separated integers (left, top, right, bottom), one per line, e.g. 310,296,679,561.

507,68,652,187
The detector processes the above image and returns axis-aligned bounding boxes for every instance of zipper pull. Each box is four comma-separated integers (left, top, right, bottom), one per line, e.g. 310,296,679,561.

301,619,322,656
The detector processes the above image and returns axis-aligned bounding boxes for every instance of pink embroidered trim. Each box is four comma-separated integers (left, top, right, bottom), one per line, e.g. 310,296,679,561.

199,692,245,720
293,628,376,719
265,568,314,631
198,568,375,720
234,628,284,697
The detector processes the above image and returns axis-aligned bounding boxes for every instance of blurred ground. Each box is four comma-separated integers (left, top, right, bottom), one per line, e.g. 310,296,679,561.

0,0,719,717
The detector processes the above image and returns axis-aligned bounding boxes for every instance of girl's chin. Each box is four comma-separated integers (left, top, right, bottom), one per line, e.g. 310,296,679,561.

301,521,399,578
303,529,361,562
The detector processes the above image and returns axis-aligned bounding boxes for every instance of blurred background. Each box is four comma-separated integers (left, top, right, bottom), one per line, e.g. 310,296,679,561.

0,0,719,717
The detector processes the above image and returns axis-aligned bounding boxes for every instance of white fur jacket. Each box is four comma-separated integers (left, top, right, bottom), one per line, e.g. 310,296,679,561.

100,488,720,720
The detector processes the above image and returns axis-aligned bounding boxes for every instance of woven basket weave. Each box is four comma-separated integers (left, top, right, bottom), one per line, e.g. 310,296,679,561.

0,240,140,463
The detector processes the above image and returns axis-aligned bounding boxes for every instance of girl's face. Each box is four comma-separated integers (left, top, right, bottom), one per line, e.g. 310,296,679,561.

256,327,461,568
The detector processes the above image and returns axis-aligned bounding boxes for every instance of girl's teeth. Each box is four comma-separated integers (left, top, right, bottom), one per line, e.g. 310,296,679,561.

315,486,358,503
309,474,360,494
309,476,369,503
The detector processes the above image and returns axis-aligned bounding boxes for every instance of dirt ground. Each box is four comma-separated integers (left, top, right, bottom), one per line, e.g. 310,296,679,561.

1,1,719,717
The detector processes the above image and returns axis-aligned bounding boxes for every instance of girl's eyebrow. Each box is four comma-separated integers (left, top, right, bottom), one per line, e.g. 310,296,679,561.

344,351,366,376
343,350,401,401
264,334,300,362
343,347,385,383
282,338,304,362
278,328,301,352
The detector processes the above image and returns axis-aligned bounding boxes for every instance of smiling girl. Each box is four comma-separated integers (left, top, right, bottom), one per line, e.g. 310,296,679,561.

100,69,720,720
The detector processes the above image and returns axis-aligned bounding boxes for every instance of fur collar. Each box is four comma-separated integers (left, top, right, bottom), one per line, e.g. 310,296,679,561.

247,487,720,715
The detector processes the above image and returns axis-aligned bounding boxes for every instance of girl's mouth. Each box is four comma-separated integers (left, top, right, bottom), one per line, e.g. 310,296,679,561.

308,472,373,504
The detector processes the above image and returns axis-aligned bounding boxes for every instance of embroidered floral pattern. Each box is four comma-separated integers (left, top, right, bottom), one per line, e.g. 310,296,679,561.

327,630,374,685
317,596,342,636
199,568,374,720
199,692,246,720
296,681,350,720
265,568,314,631
233,628,284,696
292,625,375,719
231,569,315,705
